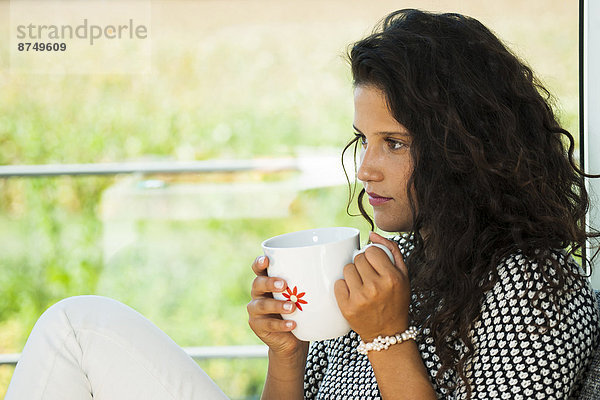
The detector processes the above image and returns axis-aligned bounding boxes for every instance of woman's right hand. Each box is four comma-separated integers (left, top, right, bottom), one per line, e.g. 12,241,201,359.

247,255,307,359
248,255,307,399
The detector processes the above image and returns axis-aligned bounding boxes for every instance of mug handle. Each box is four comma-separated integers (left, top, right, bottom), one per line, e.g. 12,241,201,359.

352,243,395,265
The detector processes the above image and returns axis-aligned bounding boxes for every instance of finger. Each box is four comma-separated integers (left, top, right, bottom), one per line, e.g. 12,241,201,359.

353,251,381,283
369,232,408,275
251,255,269,276
247,298,296,316
251,276,287,298
334,278,350,303
361,245,395,276
342,262,363,289
249,316,296,333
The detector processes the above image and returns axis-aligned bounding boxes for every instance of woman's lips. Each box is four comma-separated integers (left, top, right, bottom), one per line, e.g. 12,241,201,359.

367,192,392,206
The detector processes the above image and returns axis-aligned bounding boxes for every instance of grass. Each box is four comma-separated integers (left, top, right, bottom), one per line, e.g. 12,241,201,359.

0,0,579,397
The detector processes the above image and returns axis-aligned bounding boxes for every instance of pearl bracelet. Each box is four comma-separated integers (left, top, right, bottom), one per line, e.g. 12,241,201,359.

356,326,419,355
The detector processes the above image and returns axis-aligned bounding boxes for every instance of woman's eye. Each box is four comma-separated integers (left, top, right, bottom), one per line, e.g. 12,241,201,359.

386,139,405,150
355,133,367,147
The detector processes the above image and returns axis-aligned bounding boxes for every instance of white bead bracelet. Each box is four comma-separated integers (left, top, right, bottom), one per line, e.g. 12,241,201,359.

356,326,419,355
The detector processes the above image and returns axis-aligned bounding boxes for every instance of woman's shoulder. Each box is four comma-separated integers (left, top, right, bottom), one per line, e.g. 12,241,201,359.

468,249,600,397
492,248,587,293
480,248,598,327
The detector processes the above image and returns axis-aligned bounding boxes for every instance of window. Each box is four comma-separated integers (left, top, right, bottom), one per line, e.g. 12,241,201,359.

0,1,582,398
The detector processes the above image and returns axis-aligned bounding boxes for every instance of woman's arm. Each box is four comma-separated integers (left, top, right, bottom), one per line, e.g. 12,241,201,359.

368,340,436,399
261,345,309,400
335,232,436,399
247,255,309,400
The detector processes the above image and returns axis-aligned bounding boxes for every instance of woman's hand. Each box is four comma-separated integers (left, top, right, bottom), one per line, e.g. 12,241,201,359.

334,232,411,341
247,255,308,359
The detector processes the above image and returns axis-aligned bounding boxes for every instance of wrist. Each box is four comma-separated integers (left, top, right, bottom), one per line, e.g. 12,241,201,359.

358,320,409,343
267,344,309,380
357,326,418,355
262,345,308,400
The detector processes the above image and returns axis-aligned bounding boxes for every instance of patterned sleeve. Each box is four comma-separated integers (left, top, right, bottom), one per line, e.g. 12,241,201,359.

455,251,600,399
304,340,328,398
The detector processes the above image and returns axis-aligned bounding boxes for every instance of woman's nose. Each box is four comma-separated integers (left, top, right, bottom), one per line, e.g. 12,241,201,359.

357,146,384,183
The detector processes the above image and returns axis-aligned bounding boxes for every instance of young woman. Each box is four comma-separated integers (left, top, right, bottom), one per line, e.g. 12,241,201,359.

6,8,599,400
247,9,600,400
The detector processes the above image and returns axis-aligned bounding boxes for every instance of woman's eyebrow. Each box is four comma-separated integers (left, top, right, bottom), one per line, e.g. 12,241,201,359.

353,125,411,137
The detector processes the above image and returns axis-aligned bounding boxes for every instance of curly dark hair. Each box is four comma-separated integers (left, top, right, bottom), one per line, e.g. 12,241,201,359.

343,8,598,396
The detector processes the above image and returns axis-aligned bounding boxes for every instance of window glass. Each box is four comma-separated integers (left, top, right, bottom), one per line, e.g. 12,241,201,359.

0,1,578,398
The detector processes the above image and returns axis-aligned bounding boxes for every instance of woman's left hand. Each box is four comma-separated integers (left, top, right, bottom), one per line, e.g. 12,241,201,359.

334,232,411,342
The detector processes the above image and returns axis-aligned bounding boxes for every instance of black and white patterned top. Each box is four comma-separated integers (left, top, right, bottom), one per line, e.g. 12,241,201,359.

304,237,600,399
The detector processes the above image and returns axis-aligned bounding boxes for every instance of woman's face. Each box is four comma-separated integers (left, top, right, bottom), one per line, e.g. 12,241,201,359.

353,85,414,233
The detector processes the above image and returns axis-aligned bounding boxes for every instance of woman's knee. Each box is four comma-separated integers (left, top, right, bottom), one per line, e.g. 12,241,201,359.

38,295,134,332
34,295,165,355
52,295,125,311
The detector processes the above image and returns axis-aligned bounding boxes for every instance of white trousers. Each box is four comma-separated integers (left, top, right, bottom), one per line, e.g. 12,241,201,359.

5,296,229,400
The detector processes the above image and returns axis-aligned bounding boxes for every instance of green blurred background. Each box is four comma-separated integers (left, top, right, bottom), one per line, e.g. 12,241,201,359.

0,0,579,398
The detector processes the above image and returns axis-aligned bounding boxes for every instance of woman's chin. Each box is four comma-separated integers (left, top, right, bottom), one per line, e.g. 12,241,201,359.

373,217,410,234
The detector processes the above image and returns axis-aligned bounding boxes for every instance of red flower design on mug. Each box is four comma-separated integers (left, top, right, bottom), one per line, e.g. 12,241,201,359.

282,286,308,311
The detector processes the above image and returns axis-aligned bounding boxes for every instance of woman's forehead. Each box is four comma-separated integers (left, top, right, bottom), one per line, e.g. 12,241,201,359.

353,86,409,135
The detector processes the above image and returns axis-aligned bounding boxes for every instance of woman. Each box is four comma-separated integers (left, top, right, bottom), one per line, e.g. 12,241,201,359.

248,8,599,400
6,8,599,400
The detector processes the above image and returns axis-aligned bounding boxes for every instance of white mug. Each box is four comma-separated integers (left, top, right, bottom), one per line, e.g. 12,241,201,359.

262,227,394,341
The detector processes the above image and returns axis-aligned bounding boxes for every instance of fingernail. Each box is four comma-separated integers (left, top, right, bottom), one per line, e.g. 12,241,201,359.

285,321,294,328
283,302,293,311
274,280,284,289
258,256,266,265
